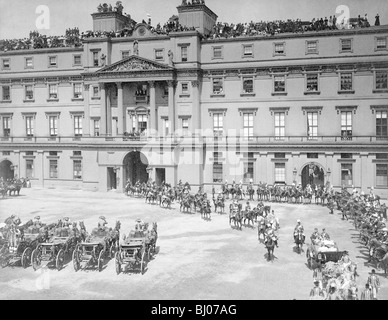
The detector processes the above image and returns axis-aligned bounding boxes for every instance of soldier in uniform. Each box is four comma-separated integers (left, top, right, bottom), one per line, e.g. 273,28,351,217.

367,269,380,300
310,280,325,300
310,228,321,244
361,283,373,300
293,219,305,242
245,201,251,212
320,228,330,241
98,216,108,229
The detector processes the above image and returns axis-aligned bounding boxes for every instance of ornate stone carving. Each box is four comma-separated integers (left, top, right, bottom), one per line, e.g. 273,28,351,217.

105,58,160,72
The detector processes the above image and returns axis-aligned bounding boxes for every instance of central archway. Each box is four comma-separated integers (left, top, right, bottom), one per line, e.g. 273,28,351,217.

301,163,325,189
0,160,14,181
123,151,149,186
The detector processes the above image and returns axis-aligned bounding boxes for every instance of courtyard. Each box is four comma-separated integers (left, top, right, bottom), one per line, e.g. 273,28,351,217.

0,187,387,300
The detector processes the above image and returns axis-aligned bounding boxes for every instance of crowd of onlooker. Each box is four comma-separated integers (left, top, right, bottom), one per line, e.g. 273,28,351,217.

0,12,382,51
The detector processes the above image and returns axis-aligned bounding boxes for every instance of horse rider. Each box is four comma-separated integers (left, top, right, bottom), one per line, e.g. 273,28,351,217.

293,219,305,242
310,280,325,300
265,225,278,247
245,201,251,212
217,191,224,202
310,228,321,244
135,219,145,232
63,217,72,228
367,269,380,300
320,228,330,241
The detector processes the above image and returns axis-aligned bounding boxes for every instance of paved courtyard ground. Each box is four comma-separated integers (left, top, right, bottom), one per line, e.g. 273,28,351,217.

0,187,387,300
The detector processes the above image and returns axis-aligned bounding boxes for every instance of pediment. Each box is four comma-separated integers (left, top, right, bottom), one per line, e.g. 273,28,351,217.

96,55,174,73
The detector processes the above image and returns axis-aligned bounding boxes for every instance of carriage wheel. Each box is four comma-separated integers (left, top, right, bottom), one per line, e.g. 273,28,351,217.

21,247,32,269
98,250,105,272
140,249,146,275
31,248,42,271
147,246,152,261
115,252,121,275
56,249,65,271
72,247,81,272
109,244,116,259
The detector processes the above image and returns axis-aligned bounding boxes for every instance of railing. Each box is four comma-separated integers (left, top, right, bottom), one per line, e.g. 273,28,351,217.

0,135,387,145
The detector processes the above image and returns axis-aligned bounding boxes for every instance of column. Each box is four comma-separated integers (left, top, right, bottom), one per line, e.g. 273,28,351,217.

149,81,156,135
99,83,107,136
191,80,200,135
106,86,112,136
83,84,90,136
168,80,175,134
37,150,44,187
116,82,124,135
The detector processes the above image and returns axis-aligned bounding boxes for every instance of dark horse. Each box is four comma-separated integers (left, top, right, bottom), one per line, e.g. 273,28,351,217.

294,230,305,254
264,235,276,262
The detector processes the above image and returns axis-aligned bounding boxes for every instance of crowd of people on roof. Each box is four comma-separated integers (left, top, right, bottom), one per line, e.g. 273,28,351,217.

0,9,382,52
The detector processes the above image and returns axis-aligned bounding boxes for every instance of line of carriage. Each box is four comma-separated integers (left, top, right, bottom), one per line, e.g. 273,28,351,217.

0,219,158,275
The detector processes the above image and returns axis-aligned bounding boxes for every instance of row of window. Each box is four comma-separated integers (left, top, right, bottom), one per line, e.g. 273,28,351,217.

210,70,388,96
211,36,388,59
1,55,82,70
23,158,82,180
212,109,387,139
1,109,386,139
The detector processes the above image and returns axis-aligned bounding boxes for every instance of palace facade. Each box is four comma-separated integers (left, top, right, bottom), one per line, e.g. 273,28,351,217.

0,2,388,197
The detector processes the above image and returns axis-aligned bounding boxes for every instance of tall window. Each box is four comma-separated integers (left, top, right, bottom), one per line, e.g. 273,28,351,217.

212,78,224,94
341,163,353,187
375,71,388,91
213,162,223,183
307,112,318,139
164,118,169,136
376,164,388,187
48,84,58,99
243,113,253,138
376,111,387,139
94,120,100,137
274,75,286,93
306,74,319,92
73,160,82,180
243,162,254,183
26,159,34,178
181,118,189,135
213,113,223,137
181,46,188,62
341,111,352,140
74,116,83,136
49,116,58,136
73,83,83,99
49,160,58,179
138,114,148,133
3,117,10,137
92,52,99,67
242,77,254,93
340,73,353,91
2,86,10,101
274,163,286,184
376,37,387,50
274,112,285,140
25,85,34,100
26,116,34,136
92,86,99,98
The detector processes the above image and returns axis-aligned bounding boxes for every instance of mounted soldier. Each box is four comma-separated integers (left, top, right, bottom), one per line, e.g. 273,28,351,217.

293,219,305,243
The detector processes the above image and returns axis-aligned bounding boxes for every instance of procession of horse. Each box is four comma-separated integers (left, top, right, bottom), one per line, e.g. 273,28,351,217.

0,176,386,299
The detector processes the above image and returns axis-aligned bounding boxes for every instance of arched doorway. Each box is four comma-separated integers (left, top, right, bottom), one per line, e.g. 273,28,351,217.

301,163,325,189
123,151,149,186
0,160,14,180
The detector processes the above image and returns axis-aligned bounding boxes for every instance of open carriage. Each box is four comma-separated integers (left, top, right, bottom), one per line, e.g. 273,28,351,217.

31,223,82,271
115,222,157,275
72,221,120,272
306,239,347,269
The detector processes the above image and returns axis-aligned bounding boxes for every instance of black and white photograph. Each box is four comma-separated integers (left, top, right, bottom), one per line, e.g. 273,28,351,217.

0,0,387,305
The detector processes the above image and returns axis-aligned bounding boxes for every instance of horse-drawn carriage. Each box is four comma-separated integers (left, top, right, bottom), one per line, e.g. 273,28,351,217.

72,220,120,272
31,220,82,271
306,239,347,269
115,222,157,275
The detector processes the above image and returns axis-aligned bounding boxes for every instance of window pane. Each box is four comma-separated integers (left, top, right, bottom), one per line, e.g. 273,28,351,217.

376,164,388,187
26,160,34,178
213,78,223,94
243,78,253,93
274,76,285,92
49,160,58,178
73,160,82,180
341,163,353,186
2,86,10,100
213,163,223,183
341,73,353,91
306,74,319,91
376,71,388,90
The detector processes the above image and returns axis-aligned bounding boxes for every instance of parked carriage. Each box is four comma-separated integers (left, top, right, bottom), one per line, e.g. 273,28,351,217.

72,221,120,272
31,222,82,271
115,222,157,275
0,221,49,269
